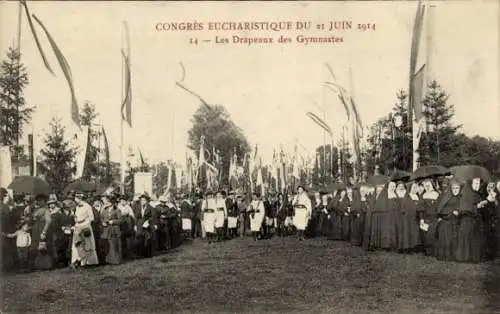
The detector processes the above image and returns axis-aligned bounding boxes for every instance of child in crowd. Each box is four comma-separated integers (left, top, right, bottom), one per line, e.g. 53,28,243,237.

5,222,32,272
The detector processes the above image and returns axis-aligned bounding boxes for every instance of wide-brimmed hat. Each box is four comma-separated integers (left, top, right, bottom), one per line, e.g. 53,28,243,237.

47,199,57,206
139,193,150,201
158,195,168,203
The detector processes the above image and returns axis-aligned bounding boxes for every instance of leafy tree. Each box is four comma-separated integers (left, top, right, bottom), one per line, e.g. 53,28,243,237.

0,47,34,166
366,90,413,174
38,118,77,194
418,81,461,166
187,104,251,188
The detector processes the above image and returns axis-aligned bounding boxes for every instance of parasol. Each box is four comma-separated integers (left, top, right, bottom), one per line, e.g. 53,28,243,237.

390,170,412,182
410,165,450,181
450,165,492,183
8,176,51,196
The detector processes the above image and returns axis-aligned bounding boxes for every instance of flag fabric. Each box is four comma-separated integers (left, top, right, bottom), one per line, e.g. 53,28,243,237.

408,0,426,124
121,21,132,127
74,126,89,178
81,126,93,179
349,98,364,137
121,50,132,127
139,149,145,169
32,15,80,127
21,1,54,75
412,64,426,122
306,112,333,136
292,145,300,179
337,93,351,121
102,127,111,178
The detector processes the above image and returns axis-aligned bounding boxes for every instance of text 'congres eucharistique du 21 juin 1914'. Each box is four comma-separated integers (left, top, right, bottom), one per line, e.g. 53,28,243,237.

155,20,376,46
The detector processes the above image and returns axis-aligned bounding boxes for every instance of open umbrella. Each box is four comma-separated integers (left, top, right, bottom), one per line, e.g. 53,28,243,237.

410,165,450,181
64,179,96,194
450,165,492,183
390,169,412,182
367,175,389,186
8,176,51,196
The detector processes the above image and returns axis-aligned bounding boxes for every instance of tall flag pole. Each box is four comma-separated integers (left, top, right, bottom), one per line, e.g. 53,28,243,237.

409,0,427,171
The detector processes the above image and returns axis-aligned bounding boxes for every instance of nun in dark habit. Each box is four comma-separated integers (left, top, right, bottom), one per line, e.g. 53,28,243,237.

434,179,460,261
368,183,395,251
349,186,366,246
416,179,440,256
455,178,486,263
327,189,343,241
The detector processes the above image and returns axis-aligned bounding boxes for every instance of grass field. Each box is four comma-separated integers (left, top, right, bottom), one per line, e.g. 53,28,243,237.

2,237,500,313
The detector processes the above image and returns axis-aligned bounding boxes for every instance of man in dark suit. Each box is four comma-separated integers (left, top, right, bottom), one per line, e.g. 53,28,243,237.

133,194,157,258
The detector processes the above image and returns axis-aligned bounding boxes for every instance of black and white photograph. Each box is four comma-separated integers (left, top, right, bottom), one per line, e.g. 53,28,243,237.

0,1,499,313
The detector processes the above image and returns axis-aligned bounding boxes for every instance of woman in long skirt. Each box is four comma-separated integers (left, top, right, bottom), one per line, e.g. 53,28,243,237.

417,179,440,256
249,193,265,241
214,191,227,242
369,183,395,250
99,194,122,265
350,187,366,246
483,182,498,260
456,178,485,263
395,182,420,253
30,195,55,270
117,195,135,260
362,187,376,251
202,193,217,244
292,186,312,241
327,191,343,241
71,192,99,267
338,189,352,241
434,180,460,261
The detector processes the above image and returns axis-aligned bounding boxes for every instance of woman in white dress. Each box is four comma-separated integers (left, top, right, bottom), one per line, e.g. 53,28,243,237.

71,192,99,268
214,191,227,242
292,186,312,241
249,193,265,241
201,192,217,244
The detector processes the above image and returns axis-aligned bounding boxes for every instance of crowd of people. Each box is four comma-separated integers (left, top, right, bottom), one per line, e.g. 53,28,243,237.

0,189,185,273
1,175,500,274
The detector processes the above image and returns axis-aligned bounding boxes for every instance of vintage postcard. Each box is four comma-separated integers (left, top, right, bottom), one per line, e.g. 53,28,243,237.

0,1,499,313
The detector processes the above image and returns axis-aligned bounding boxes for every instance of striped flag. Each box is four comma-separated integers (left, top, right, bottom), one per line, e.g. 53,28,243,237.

32,15,80,127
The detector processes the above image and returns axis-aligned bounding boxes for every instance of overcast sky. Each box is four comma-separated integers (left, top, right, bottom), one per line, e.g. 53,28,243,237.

1,1,498,165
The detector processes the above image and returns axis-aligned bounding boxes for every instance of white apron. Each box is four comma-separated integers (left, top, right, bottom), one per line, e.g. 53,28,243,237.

292,193,312,231
215,210,225,228
227,217,238,229
182,218,192,230
203,213,216,233
250,200,264,232
293,207,308,230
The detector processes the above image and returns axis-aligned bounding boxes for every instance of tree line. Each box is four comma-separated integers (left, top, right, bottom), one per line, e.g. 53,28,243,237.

2,46,498,194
